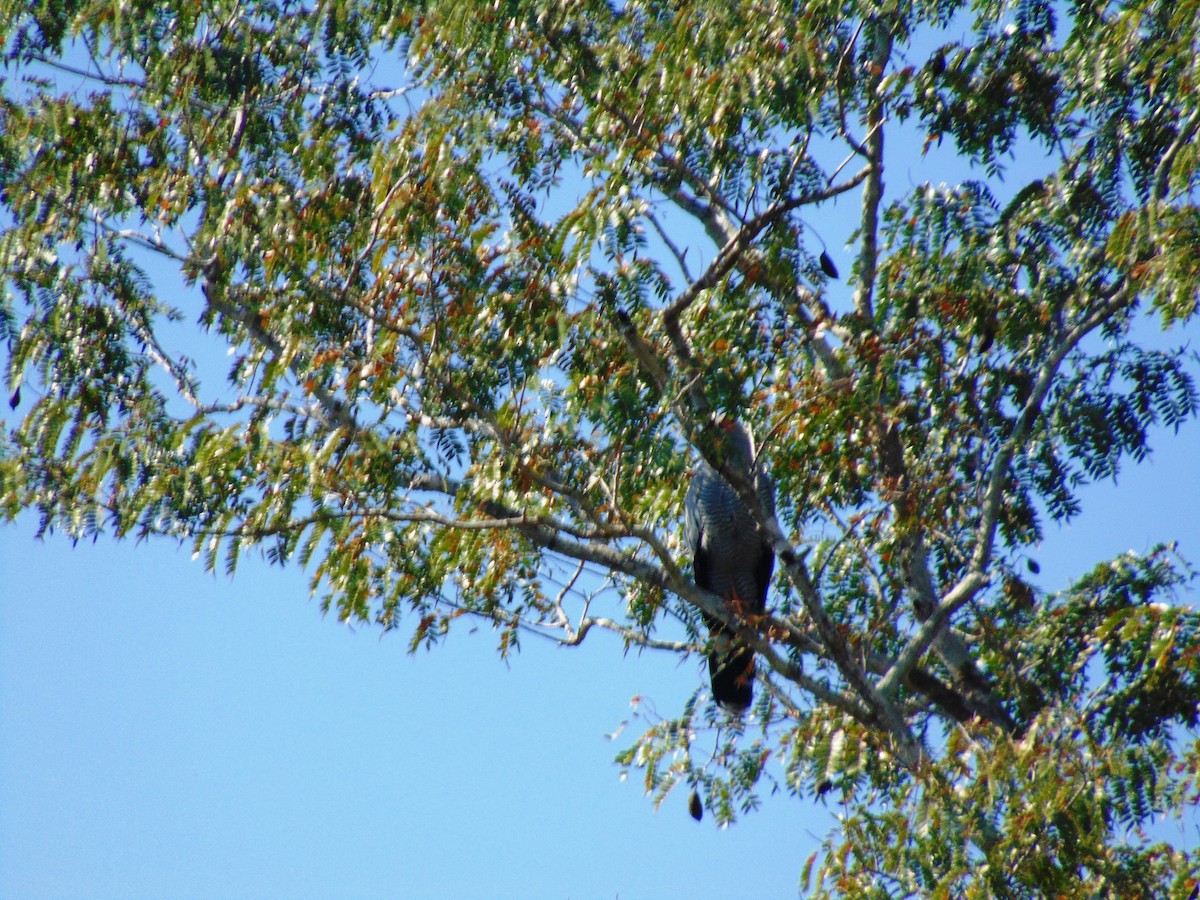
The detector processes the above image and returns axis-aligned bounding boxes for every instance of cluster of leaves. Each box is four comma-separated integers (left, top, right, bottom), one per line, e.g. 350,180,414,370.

2,0,1199,894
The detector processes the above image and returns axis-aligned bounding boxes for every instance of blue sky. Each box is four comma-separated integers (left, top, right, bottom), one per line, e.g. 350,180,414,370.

2,517,837,899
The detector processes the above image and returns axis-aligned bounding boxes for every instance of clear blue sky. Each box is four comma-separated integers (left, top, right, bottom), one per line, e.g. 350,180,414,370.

4,22,1200,898
2,517,839,899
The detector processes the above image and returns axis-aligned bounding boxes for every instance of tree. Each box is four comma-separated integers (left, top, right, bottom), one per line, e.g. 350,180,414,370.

2,0,1199,893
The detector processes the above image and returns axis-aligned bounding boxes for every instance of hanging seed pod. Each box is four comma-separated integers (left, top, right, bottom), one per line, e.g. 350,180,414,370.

819,251,839,279
688,789,703,821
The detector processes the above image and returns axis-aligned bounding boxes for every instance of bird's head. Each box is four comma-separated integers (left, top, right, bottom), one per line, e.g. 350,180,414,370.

709,415,756,473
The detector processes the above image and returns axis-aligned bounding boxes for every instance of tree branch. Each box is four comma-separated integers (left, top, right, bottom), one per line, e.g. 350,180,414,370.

878,279,1141,714
850,19,892,322
970,280,1137,576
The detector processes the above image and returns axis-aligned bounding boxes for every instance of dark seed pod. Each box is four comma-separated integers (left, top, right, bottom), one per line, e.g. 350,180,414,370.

978,324,995,353
8,386,19,409
1027,558,1040,575
688,789,703,821
930,52,946,77
819,251,839,280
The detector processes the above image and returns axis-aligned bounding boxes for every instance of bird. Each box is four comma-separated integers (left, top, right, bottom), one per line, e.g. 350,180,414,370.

683,419,775,714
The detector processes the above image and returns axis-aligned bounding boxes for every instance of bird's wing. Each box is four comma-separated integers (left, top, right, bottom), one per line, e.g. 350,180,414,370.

752,539,774,615
683,477,711,591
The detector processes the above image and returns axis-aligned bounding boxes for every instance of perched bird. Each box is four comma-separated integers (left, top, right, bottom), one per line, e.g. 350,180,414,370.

683,420,775,713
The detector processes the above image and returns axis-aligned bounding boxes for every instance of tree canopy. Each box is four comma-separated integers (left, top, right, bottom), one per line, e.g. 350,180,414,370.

2,0,1199,894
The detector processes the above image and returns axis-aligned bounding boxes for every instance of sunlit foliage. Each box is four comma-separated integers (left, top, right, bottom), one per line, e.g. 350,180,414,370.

2,0,1198,893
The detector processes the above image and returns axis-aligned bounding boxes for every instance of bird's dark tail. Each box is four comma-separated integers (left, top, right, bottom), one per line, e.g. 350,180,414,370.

709,646,755,713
